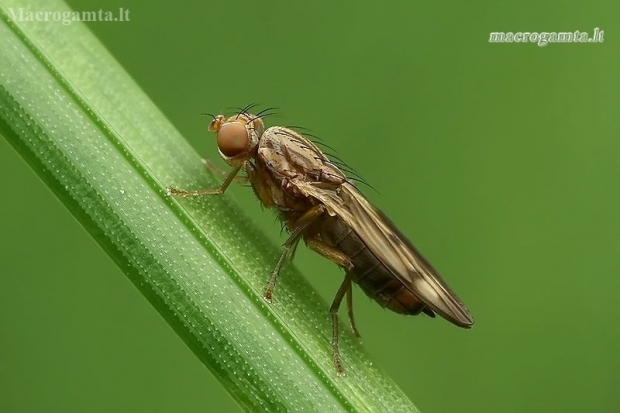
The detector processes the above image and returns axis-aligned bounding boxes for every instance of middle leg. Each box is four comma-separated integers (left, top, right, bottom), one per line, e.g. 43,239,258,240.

264,205,327,302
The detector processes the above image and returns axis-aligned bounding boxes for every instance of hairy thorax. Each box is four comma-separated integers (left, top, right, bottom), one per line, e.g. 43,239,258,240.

247,126,346,224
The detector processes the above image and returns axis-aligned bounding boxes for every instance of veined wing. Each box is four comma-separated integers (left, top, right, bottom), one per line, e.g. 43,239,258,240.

291,179,474,328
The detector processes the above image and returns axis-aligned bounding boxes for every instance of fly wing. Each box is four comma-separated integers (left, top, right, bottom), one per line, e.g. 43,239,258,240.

291,179,474,328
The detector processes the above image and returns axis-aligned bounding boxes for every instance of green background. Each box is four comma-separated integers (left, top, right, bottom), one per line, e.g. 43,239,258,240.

1,1,619,412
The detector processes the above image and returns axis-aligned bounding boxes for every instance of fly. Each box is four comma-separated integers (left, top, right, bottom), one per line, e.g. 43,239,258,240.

167,106,474,375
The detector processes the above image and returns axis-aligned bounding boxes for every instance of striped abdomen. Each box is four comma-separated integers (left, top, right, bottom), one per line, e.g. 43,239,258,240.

316,216,432,316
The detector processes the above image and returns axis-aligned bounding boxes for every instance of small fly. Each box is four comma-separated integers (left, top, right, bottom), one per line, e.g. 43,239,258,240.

167,106,474,375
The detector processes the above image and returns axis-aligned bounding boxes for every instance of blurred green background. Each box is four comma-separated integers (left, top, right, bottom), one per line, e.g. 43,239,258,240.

2,0,619,412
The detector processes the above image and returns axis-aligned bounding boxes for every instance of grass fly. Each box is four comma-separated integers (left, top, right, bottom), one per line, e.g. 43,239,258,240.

167,106,474,375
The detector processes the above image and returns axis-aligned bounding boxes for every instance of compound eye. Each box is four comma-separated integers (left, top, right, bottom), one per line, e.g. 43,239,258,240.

217,122,248,157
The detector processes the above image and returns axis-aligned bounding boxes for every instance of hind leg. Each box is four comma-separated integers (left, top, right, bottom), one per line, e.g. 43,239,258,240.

330,271,355,376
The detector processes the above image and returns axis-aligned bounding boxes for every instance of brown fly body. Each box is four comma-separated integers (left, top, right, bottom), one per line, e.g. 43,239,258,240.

168,107,474,375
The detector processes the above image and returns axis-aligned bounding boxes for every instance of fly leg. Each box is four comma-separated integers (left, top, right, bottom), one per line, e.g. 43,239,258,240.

305,238,360,337
346,284,361,338
330,271,355,376
305,238,353,270
166,164,243,197
263,235,300,303
264,205,326,302
201,159,249,183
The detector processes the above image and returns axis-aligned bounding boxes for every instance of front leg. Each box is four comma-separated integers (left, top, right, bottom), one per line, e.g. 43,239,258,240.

167,164,243,197
202,159,249,183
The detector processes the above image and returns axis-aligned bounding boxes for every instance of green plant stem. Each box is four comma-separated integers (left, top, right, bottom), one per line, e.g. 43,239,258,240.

0,1,418,411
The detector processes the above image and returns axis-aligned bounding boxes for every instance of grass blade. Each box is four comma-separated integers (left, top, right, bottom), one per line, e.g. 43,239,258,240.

0,1,418,411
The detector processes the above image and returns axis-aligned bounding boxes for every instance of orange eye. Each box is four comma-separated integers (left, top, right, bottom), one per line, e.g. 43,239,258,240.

217,122,248,157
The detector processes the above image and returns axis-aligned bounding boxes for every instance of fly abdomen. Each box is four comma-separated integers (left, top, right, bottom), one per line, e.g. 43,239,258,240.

320,216,428,316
